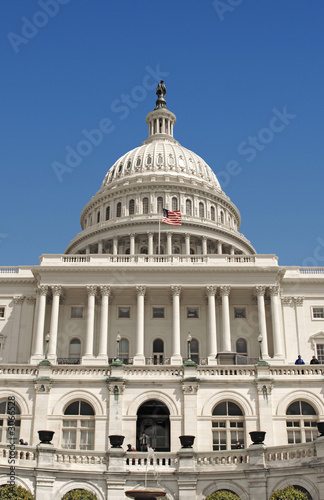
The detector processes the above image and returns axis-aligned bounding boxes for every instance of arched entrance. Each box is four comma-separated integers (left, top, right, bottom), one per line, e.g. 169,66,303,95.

136,399,170,451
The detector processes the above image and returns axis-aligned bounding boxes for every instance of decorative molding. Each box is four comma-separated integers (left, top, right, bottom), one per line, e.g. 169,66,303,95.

181,382,199,394
34,378,53,394
13,295,24,305
25,296,36,305
281,296,293,305
293,296,304,306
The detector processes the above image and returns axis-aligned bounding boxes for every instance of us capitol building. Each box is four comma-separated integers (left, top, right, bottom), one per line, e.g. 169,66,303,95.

1,83,324,500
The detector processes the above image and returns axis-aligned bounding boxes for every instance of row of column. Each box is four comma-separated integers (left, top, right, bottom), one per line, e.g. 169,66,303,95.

30,284,284,365
86,233,236,255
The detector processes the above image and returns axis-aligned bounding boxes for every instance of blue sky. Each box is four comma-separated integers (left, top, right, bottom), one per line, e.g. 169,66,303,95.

1,0,324,267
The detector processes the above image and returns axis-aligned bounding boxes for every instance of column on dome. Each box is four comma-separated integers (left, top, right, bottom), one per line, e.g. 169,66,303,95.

130,234,135,255
185,234,190,255
98,285,111,361
48,285,62,362
134,286,146,365
86,246,90,254
148,232,153,255
171,286,182,365
220,286,231,352
113,237,118,255
30,286,48,364
206,286,217,364
202,236,207,255
167,232,172,255
217,241,222,254
230,246,235,255
82,285,97,362
98,240,103,254
255,286,269,359
270,285,284,359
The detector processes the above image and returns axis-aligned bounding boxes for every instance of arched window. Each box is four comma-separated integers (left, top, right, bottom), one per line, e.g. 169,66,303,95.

212,401,244,450
137,400,170,451
129,199,135,215
97,211,100,223
189,338,199,364
236,338,247,357
211,206,215,221
116,202,122,218
62,401,95,450
172,197,178,211
220,211,224,224
0,400,21,443
142,197,149,214
155,245,164,255
199,202,205,218
186,199,192,216
157,197,163,213
119,338,129,364
106,206,110,221
140,247,148,255
286,400,317,444
146,155,152,165
172,246,180,254
68,338,81,363
153,339,164,365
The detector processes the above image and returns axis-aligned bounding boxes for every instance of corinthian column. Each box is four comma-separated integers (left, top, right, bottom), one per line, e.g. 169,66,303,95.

206,286,217,364
270,285,284,358
255,286,269,359
30,286,48,363
83,286,97,362
134,286,146,365
171,286,182,365
98,285,110,361
48,285,62,362
220,286,231,352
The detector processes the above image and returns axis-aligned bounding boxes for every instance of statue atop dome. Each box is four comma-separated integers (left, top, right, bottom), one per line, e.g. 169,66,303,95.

155,80,167,109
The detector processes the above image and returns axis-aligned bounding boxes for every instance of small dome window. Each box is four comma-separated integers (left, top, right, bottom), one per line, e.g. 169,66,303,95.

211,206,215,221
157,155,163,164
147,156,152,165
126,161,131,170
179,157,185,167
199,202,205,218
168,156,175,166
118,164,123,173
136,157,141,166
143,197,149,214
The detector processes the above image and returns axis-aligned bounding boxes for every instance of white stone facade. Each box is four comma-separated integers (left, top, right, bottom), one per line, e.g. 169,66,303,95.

1,89,324,499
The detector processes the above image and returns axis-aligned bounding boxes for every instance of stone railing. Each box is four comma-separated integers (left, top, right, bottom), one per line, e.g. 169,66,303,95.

269,366,324,376
0,445,36,465
0,365,39,376
197,366,257,377
123,367,183,377
196,449,249,467
51,366,110,376
299,267,324,274
266,442,316,463
125,452,177,469
55,449,107,467
39,254,278,267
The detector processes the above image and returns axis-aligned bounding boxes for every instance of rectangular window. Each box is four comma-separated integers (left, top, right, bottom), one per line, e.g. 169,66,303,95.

187,307,199,319
312,307,324,319
71,307,83,319
152,307,165,319
0,307,5,319
118,307,130,319
234,307,246,319
316,344,324,363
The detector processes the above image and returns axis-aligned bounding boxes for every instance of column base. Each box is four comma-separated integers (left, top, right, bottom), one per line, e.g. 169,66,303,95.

47,355,57,364
81,355,97,365
269,356,285,364
96,354,109,364
171,355,183,365
207,356,218,365
216,351,236,365
133,355,146,365
30,355,44,365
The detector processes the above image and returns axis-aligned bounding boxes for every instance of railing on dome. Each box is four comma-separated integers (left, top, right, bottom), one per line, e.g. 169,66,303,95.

57,358,81,365
108,357,134,365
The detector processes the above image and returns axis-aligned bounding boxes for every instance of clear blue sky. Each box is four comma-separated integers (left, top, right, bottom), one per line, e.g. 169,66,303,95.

1,0,324,267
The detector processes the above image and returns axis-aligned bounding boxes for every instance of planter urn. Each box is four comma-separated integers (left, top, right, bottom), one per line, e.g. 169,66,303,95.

109,434,125,448
249,431,266,445
38,430,55,444
179,435,195,448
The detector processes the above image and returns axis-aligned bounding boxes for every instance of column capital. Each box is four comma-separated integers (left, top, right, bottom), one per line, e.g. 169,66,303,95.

219,285,231,297
37,286,48,296
51,285,62,296
269,285,280,296
136,285,146,297
100,285,111,297
202,236,207,242
255,285,266,297
206,285,217,297
293,296,304,306
171,285,182,297
281,296,292,305
13,295,25,305
26,296,36,305
185,233,190,238
87,285,97,297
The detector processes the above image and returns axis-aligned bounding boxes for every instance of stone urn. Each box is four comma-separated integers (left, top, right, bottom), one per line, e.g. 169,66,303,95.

109,434,125,448
38,430,55,444
249,431,266,445
179,435,195,448
317,421,324,436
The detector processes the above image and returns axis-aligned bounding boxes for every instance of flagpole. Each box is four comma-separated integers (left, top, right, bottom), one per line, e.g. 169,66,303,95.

158,207,161,255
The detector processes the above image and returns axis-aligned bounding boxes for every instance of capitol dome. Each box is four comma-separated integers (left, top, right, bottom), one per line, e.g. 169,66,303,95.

65,84,255,256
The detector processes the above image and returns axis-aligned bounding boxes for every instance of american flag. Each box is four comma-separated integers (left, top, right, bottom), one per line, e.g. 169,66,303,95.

162,208,182,225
